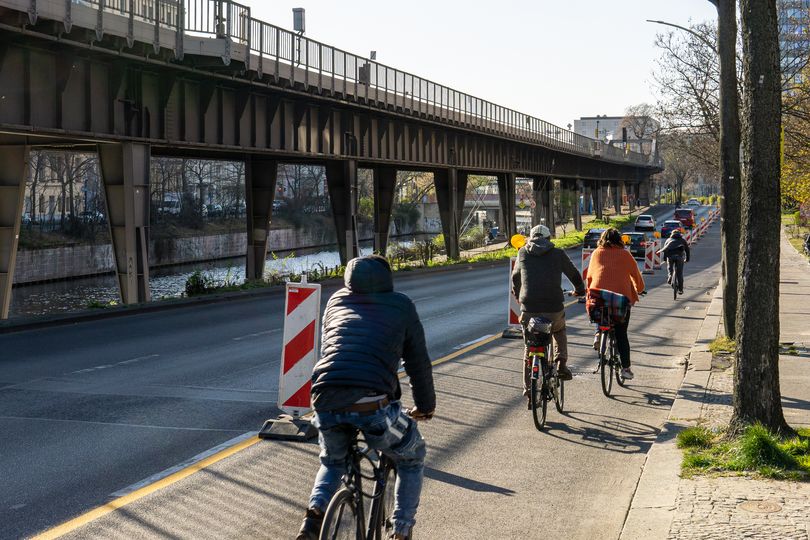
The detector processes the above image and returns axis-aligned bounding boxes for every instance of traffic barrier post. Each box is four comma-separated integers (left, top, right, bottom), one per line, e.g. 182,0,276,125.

508,257,520,328
642,240,655,274
259,279,321,441
653,238,663,270
581,247,594,277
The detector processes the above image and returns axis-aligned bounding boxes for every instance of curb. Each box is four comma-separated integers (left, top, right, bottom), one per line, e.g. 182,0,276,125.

619,282,724,540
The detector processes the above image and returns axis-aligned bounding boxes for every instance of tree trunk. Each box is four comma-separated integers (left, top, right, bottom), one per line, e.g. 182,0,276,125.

732,0,790,435
715,0,742,339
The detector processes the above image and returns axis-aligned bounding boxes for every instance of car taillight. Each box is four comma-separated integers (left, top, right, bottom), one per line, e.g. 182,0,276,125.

640,241,647,247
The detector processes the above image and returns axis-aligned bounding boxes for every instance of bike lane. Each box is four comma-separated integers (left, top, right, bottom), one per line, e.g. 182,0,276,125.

37,217,722,540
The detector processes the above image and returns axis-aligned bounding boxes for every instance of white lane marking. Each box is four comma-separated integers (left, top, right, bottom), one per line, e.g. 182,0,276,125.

412,296,435,302
10,504,26,511
109,431,258,498
71,355,159,374
421,311,456,322
453,334,495,350
0,415,247,433
232,328,282,341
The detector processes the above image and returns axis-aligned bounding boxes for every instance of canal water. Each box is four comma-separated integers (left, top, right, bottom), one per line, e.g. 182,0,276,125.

9,236,433,318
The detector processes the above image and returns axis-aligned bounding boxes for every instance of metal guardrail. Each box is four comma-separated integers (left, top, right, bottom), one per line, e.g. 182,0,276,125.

35,1,661,168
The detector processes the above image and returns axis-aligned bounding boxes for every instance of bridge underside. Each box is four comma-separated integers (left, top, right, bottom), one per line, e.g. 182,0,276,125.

0,19,656,318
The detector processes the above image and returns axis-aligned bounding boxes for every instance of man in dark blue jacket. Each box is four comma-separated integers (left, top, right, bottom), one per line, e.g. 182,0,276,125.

297,255,435,540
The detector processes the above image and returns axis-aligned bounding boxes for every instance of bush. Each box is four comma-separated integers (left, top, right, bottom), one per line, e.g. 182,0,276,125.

459,227,485,250
185,270,216,296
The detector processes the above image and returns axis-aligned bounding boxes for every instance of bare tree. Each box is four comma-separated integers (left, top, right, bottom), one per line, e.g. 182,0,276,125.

619,103,661,155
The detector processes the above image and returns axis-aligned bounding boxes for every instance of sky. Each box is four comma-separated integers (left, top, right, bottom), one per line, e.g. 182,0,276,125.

246,1,719,129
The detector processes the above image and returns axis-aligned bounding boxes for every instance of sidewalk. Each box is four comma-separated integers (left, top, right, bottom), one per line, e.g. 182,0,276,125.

621,230,810,540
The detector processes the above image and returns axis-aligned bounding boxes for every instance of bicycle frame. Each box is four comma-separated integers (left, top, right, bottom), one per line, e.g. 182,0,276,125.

341,437,391,539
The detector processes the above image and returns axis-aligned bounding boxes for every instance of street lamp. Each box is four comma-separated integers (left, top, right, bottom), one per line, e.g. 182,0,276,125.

646,19,717,53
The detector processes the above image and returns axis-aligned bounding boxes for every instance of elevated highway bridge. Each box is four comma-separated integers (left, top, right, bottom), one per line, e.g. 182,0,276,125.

0,0,663,318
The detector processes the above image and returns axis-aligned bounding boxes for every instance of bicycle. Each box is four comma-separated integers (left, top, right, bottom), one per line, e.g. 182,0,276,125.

319,430,397,540
587,290,643,397
668,256,685,300
524,316,564,430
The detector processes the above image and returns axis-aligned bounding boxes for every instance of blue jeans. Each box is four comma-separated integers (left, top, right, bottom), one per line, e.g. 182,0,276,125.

309,401,426,536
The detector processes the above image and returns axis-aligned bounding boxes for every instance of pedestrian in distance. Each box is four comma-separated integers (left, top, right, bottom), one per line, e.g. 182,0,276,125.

583,228,645,380
511,224,587,404
657,229,691,294
296,255,435,540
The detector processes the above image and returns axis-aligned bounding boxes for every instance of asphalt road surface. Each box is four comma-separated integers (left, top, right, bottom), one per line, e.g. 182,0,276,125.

0,204,711,539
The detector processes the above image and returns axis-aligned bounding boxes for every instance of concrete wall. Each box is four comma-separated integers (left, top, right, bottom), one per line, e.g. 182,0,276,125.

12,226,346,285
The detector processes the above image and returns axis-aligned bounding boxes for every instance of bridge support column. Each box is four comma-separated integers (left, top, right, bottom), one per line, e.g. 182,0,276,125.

326,159,361,265
0,145,28,320
531,177,543,227
613,182,622,215
594,182,604,221
536,177,555,237
245,156,278,280
435,168,468,259
497,172,516,240
582,183,592,216
373,167,397,255
573,180,583,231
638,177,651,206
98,143,151,305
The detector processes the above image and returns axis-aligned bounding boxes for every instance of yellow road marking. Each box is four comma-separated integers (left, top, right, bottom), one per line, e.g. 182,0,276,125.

36,298,584,538
32,436,260,540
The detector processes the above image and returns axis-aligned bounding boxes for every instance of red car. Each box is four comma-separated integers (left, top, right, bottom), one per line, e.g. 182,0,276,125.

674,208,696,229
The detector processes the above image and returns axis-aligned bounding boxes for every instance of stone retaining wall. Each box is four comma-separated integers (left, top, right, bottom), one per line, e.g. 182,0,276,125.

12,226,347,285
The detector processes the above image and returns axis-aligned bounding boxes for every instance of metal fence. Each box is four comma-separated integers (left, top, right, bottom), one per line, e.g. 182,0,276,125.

64,0,659,168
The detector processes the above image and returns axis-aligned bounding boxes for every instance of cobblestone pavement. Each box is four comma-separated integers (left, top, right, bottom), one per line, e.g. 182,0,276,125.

669,477,810,539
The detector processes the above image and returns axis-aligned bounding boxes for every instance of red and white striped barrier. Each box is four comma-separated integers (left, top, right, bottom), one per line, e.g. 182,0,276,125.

508,257,520,327
642,240,655,274
653,238,663,269
278,281,322,417
581,248,595,277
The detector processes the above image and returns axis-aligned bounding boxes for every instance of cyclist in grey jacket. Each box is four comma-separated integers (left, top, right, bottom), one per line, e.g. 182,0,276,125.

511,224,586,394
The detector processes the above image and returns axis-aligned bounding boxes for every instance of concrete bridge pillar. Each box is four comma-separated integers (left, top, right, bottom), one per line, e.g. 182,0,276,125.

496,172,516,240
373,166,397,256
245,156,278,281
573,180,583,231
0,145,28,320
435,168,468,260
325,159,361,266
98,143,151,305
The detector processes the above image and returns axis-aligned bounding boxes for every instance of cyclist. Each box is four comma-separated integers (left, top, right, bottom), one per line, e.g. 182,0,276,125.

296,255,435,540
582,228,645,380
658,229,691,295
511,224,586,402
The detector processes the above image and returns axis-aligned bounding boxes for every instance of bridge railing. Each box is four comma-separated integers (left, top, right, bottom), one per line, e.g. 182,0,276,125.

53,1,658,168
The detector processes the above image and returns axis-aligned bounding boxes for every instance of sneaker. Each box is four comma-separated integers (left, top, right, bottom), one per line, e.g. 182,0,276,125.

296,508,324,540
621,368,635,380
389,533,410,540
678,289,684,295
557,364,573,381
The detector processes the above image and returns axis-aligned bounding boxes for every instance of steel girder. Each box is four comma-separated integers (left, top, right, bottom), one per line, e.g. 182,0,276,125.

245,156,278,281
0,145,28,319
0,40,657,184
97,142,151,305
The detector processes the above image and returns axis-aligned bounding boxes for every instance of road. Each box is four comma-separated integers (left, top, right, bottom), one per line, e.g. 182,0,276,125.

0,204,708,539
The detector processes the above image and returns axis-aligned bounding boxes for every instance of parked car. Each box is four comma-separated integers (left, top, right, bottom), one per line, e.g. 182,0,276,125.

661,220,685,238
674,207,696,229
634,214,656,231
206,204,224,218
583,228,606,249
79,210,105,222
686,198,701,207
625,232,652,259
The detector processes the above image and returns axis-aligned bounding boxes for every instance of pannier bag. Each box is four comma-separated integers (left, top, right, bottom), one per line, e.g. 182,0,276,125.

525,316,553,347
586,289,630,325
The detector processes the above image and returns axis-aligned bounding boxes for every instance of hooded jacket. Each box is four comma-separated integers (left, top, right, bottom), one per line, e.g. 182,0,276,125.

660,235,691,262
511,231,586,313
311,256,435,413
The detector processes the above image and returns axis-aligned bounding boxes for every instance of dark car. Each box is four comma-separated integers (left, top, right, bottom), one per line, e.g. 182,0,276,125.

625,232,652,259
674,208,696,229
661,220,684,238
583,228,606,249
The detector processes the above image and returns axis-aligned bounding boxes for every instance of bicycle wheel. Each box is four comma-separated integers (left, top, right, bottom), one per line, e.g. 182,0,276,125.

320,488,358,540
375,462,397,540
600,333,613,397
530,377,547,430
554,375,565,413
